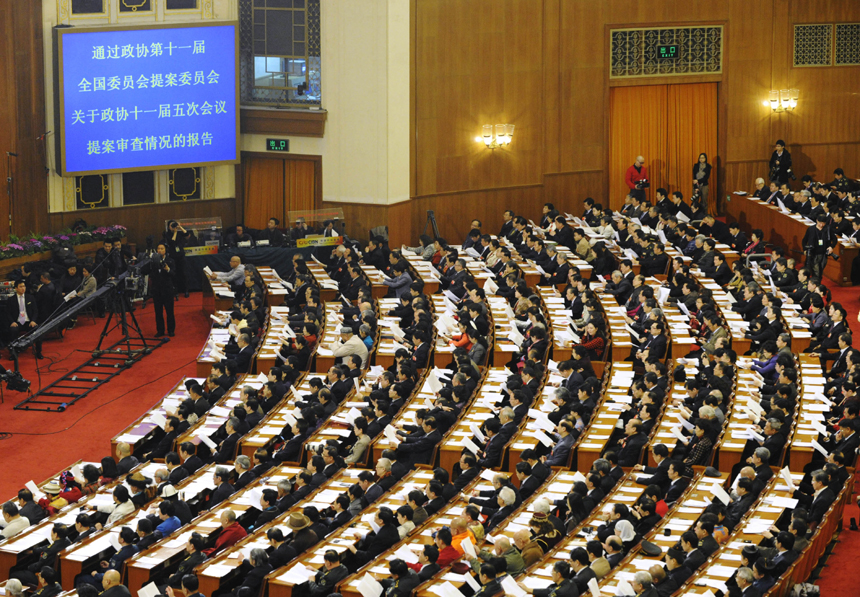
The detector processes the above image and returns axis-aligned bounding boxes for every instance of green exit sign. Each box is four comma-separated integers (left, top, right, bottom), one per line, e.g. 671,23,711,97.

267,138,290,152
658,44,679,60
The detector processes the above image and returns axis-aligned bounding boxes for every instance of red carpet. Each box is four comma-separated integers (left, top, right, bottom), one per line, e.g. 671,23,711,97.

0,294,210,499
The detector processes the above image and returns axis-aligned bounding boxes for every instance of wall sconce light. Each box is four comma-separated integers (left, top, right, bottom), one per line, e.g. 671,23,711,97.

766,88,799,112
475,123,514,149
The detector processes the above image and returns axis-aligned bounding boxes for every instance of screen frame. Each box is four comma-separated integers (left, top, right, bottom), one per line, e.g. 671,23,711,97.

53,21,241,177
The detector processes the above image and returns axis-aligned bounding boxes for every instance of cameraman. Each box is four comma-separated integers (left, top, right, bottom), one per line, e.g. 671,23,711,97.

164,220,190,299
145,242,176,337
769,140,793,184
625,155,649,202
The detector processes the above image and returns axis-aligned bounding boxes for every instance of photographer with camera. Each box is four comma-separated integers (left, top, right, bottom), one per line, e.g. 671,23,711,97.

625,155,650,202
145,242,176,337
164,220,190,299
769,139,794,184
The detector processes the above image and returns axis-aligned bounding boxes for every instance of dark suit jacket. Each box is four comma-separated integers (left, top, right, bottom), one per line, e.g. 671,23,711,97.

6,292,38,329
212,433,240,463
208,482,236,508
238,564,274,597
665,477,690,504
184,455,204,474
618,433,647,467
395,429,441,469
117,455,139,475
234,345,254,374
684,548,707,570
168,466,189,486
572,567,597,594
478,433,508,469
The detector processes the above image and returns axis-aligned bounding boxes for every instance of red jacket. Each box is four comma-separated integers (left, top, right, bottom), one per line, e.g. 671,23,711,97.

437,545,461,568
626,164,649,190
203,522,247,555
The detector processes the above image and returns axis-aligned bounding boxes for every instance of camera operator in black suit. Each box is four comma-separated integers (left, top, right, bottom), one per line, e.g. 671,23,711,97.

146,242,176,337
164,220,191,299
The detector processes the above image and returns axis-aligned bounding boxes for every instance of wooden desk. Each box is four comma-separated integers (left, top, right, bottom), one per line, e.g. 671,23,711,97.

111,378,204,458
339,474,488,597
173,374,265,464
266,469,437,597
190,465,326,597
725,194,859,286
203,275,235,316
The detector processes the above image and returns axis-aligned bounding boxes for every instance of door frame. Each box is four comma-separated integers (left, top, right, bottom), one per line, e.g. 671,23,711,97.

235,151,323,226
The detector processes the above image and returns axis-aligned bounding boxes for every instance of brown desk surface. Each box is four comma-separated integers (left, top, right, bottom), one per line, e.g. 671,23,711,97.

266,469,438,597
725,194,859,286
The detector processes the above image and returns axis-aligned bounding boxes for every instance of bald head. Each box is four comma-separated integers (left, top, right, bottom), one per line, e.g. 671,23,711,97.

495,537,512,553
102,570,121,590
451,517,467,534
513,529,531,549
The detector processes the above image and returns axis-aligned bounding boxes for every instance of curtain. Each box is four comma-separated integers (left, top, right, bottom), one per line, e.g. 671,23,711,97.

609,85,668,212
609,83,717,212
667,83,718,212
243,157,316,229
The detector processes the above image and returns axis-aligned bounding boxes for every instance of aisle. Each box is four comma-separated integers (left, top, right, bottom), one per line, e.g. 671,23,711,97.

0,294,210,498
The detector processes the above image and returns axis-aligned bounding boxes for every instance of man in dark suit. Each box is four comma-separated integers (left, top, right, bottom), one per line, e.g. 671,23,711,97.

410,331,431,369
115,443,139,476
515,462,542,501
229,334,255,374
212,417,241,463
634,444,672,493
208,467,236,508
726,478,757,529
680,531,706,570
407,544,441,581
545,420,577,467
454,454,480,492
570,547,598,594
617,419,648,467
499,210,515,239
758,418,787,466
635,321,667,364
392,417,442,470
727,223,749,252
34,272,56,324
548,216,576,250
794,470,836,525
665,462,690,505
142,417,181,462
604,270,633,304
770,532,799,575
6,279,39,353
485,487,517,531
179,442,204,475
477,420,508,469
234,456,257,489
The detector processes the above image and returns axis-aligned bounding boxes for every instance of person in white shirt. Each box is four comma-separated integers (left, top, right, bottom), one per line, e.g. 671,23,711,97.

330,326,368,368
1,502,30,539
97,485,136,528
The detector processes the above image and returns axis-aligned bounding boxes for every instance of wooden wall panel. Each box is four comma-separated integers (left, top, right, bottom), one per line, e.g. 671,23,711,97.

49,199,239,249
1,1,49,238
414,0,545,198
